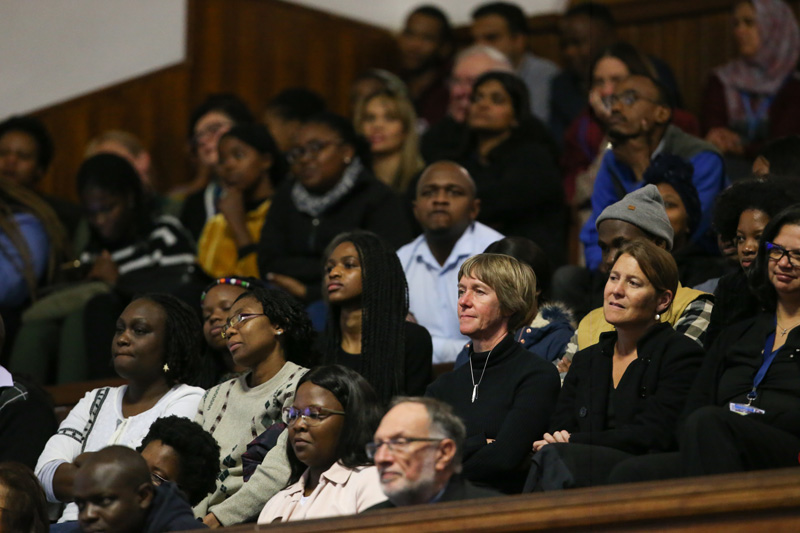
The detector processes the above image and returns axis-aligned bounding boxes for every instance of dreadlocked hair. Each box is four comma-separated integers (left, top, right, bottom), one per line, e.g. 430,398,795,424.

137,293,205,387
323,231,408,406
0,177,69,302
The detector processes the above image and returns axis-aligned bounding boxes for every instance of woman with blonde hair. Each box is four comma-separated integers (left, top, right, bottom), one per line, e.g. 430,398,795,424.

354,89,424,194
426,253,560,494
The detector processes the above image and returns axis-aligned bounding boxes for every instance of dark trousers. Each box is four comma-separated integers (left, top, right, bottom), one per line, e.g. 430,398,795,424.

524,443,634,491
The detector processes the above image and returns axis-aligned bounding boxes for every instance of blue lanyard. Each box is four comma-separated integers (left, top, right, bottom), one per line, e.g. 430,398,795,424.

746,330,779,404
739,91,774,141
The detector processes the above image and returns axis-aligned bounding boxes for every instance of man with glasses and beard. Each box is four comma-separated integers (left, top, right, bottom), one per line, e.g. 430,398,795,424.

365,397,498,509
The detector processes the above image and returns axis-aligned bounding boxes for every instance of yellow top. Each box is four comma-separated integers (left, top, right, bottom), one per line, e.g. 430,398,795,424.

197,200,270,279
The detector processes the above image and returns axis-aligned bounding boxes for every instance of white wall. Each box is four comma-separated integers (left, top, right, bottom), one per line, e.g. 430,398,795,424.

0,1,187,118
0,0,566,118
287,0,568,29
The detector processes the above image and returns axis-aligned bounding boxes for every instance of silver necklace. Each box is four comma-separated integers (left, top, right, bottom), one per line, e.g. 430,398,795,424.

468,346,493,403
777,318,800,336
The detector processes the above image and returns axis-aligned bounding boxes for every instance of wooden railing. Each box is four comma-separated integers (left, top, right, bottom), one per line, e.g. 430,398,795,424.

187,467,800,532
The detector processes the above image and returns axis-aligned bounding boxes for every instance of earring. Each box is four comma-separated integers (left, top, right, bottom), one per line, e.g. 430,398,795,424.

163,363,170,373
655,313,661,321
276,330,283,336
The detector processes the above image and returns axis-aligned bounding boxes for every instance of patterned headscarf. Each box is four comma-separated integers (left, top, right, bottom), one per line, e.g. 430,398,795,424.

714,0,800,123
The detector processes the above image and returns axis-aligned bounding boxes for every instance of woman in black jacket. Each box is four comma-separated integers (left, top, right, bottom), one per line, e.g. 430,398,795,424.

526,240,703,490
257,112,411,305
458,71,565,265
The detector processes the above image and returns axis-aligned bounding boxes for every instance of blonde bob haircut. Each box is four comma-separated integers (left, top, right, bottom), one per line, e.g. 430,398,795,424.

458,253,537,332
354,89,424,194
611,240,678,312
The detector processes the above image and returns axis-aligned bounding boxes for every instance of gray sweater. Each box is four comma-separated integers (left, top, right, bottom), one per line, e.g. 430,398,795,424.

193,361,307,525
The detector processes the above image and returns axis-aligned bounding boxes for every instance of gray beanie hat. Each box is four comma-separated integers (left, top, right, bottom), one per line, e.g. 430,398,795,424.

595,184,674,250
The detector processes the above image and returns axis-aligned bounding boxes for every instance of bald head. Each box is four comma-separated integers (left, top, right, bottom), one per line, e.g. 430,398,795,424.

414,161,480,240
417,161,475,197
449,45,513,122
74,446,154,533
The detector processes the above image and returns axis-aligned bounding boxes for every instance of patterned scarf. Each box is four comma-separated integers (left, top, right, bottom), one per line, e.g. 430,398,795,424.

290,158,363,217
714,0,800,124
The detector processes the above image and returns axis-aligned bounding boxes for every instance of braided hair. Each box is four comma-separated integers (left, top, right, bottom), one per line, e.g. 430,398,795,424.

323,231,408,405
137,293,205,387
0,177,69,303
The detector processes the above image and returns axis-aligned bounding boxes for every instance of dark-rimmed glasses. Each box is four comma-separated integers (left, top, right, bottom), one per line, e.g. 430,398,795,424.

365,437,443,460
606,89,661,108
286,140,339,164
282,406,346,426
766,241,800,267
221,313,267,339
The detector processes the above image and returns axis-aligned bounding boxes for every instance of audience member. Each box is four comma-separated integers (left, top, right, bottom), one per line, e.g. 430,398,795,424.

258,365,386,522
194,288,312,527
702,0,800,178
420,45,513,163
197,123,286,279
71,446,202,532
177,94,256,239
0,461,49,533
35,293,205,525
366,397,499,510
752,134,800,178
137,416,220,507
454,237,576,367
199,277,259,385
0,315,57,470
322,231,432,403
458,71,565,263
398,161,503,363
526,240,703,490
0,115,83,237
580,74,727,271
549,3,682,147
354,88,425,194
643,154,728,288
9,154,197,384
426,254,560,493
705,177,800,347
263,88,327,153
0,177,68,313
85,129,180,218
257,112,411,304
611,205,800,482
349,70,409,119
563,43,699,209
471,2,559,124
558,186,713,369
394,5,454,127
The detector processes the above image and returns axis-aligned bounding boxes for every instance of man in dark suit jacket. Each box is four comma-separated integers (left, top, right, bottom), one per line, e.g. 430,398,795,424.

364,397,499,510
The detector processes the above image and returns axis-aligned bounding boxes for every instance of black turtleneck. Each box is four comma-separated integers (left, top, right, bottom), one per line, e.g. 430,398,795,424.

425,334,560,493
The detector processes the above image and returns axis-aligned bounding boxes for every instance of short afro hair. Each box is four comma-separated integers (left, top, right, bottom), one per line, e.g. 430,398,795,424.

137,416,220,506
712,177,800,242
0,115,55,172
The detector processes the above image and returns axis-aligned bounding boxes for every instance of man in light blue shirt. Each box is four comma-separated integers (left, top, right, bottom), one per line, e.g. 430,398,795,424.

398,162,503,363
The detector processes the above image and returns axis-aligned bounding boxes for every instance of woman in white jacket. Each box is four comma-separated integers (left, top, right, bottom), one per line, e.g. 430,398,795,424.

35,293,206,525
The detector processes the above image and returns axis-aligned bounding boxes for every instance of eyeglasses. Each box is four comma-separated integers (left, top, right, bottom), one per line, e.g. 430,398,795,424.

286,140,339,164
150,471,169,486
221,313,267,339
192,120,233,146
766,241,800,267
282,406,345,426
365,437,443,460
606,89,661,108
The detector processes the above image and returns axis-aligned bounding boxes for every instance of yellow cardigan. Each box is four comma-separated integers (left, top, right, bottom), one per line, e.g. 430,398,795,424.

197,200,270,279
